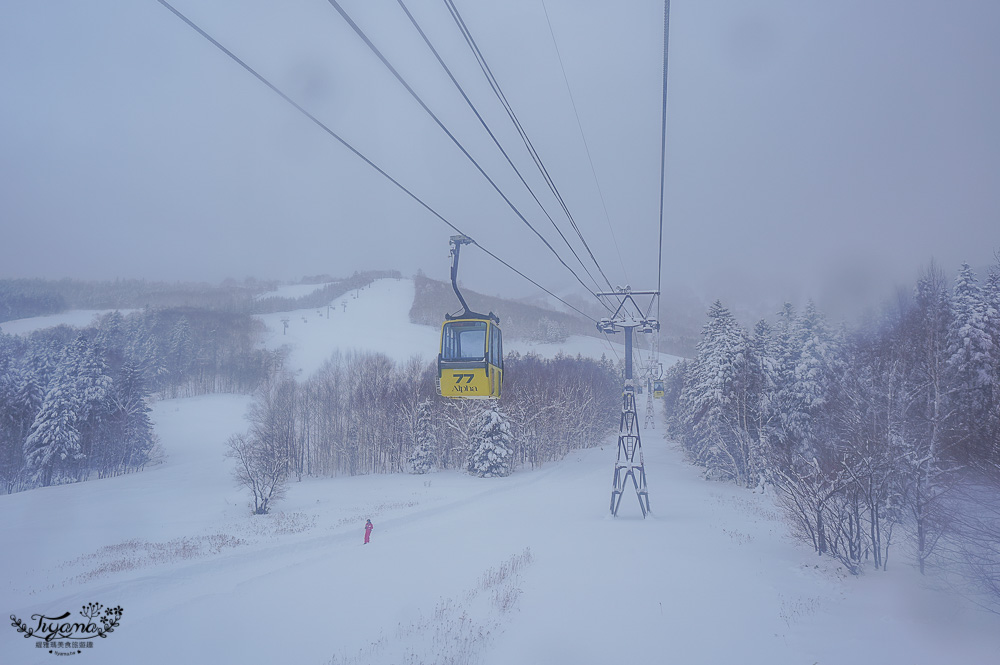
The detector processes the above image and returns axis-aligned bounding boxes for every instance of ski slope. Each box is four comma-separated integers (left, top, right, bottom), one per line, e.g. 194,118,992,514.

254,278,680,378
0,309,137,336
2,280,998,664
255,278,439,377
3,396,997,664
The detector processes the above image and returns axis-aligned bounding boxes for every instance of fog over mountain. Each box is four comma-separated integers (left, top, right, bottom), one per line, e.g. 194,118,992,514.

2,0,998,318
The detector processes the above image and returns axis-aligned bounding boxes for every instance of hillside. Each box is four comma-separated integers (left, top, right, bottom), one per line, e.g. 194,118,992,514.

1,276,998,664
3,393,997,664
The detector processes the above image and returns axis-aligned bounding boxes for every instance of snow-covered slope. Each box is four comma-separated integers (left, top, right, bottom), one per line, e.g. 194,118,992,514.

0,310,136,336
254,277,682,377
3,278,997,664
255,278,441,376
2,394,997,664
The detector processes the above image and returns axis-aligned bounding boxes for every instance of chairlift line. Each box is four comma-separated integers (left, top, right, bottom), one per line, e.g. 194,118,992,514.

540,0,630,285
442,0,618,295
656,0,672,324
394,0,611,300
150,0,595,324
323,0,612,309
154,0,675,519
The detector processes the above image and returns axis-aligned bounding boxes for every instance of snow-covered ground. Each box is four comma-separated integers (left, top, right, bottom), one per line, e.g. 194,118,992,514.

3,394,997,664
0,310,136,336
254,278,681,378
3,278,998,664
254,278,441,376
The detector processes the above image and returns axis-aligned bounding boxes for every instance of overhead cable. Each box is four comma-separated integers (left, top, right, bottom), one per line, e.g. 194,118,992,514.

393,0,608,298
151,0,597,323
442,0,618,294
540,0,629,285
656,0,671,324
322,0,608,307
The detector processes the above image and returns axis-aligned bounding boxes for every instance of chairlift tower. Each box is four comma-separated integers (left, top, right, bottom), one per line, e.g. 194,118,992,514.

598,287,658,517
643,333,660,430
644,379,655,430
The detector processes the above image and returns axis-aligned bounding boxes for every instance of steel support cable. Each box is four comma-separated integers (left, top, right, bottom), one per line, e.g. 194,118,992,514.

393,0,608,300
323,0,607,309
444,0,612,292
152,0,597,323
442,0,618,295
656,0,671,324
540,0,629,285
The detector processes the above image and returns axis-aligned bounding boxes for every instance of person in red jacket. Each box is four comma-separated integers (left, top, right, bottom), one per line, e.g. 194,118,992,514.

364,519,374,544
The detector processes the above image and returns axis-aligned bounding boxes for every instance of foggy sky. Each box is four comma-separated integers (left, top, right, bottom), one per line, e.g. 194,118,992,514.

2,0,998,317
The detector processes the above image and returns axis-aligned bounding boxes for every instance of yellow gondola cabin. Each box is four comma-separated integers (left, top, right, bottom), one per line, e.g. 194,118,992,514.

437,315,503,398
436,234,504,399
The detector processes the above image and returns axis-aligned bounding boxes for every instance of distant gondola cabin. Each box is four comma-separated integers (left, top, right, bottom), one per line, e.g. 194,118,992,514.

437,317,503,399
653,380,665,399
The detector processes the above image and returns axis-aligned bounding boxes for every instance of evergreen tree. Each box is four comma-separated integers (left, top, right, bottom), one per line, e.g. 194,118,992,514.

780,301,838,461
679,300,754,482
24,355,81,487
166,316,194,391
467,404,514,478
102,361,156,476
0,336,36,491
946,263,994,459
126,313,166,387
409,399,436,474
69,336,113,478
985,264,1000,463
750,318,780,433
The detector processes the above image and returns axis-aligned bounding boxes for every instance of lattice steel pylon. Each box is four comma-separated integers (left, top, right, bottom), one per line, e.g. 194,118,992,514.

644,379,655,429
643,333,662,429
598,287,658,518
611,384,650,516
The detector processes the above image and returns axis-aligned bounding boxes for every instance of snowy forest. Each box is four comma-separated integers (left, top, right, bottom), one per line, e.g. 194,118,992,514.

662,260,1000,607
0,307,282,493
5,259,1000,609
225,350,621,513
0,280,622,497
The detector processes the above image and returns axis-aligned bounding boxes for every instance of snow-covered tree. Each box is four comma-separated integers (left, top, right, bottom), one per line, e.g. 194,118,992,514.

69,336,113,476
467,404,514,478
101,361,157,477
409,399,436,474
227,430,288,515
166,316,194,394
779,301,840,461
750,319,780,436
678,300,757,484
24,359,81,487
894,264,956,574
985,263,1000,463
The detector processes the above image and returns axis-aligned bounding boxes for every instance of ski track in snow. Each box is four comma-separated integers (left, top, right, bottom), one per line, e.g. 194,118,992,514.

2,280,998,664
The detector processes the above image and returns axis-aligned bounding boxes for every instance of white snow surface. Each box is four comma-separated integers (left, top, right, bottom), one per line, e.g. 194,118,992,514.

2,395,998,664
0,310,136,336
255,278,440,376
3,277,998,663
